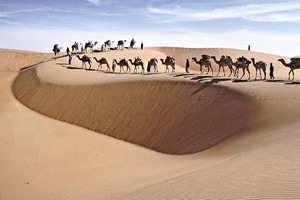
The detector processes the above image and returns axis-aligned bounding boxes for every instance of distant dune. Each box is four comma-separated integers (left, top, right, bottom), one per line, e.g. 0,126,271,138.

0,48,53,71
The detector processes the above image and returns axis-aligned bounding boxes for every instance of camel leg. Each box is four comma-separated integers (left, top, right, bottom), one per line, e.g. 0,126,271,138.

292,70,295,80
259,69,262,79
263,70,266,80
206,65,209,75
200,66,203,74
217,66,221,76
240,69,245,79
222,66,225,76
288,70,292,80
247,68,250,80
165,66,168,73
255,69,258,80
210,64,214,75
228,66,233,77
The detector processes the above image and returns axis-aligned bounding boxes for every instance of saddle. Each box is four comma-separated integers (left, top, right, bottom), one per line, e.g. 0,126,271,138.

220,55,229,62
291,58,300,65
166,56,174,62
201,54,210,61
237,56,249,64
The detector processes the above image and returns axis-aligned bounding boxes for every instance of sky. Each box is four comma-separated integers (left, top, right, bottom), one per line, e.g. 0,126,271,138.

0,0,300,56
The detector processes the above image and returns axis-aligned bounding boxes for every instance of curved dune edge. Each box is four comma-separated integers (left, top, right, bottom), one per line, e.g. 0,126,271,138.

0,49,53,72
13,68,261,154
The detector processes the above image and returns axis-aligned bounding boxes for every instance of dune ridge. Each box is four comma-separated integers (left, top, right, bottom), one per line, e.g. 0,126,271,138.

13,67,261,154
0,48,53,72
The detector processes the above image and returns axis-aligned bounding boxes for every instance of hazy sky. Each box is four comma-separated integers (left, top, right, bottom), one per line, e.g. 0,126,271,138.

0,0,300,56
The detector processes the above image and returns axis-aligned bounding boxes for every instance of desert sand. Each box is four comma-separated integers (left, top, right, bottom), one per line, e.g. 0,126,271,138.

0,47,300,199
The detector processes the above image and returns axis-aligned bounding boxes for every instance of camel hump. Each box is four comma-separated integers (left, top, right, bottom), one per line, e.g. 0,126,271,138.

237,56,249,63
201,54,210,60
291,57,300,65
166,56,174,62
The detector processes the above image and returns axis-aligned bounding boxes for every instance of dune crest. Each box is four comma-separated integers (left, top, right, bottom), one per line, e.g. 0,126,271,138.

0,49,53,71
13,68,260,154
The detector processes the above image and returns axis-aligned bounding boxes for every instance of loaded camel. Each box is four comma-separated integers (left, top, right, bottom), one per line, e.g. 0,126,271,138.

229,56,251,79
278,58,300,80
113,58,130,73
117,40,126,50
76,55,92,70
160,57,175,73
84,41,98,53
71,42,80,54
130,38,136,49
148,58,158,73
129,57,144,73
52,44,62,56
191,55,213,75
104,40,114,51
93,57,110,71
251,58,267,80
211,55,234,76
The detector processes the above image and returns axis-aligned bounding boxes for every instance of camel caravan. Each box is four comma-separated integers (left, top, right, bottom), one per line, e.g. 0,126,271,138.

52,42,300,80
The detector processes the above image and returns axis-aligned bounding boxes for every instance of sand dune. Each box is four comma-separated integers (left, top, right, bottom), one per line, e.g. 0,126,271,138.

0,48,53,71
1,47,300,199
13,67,260,154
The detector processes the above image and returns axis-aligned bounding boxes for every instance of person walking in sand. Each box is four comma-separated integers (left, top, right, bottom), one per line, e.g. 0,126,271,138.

112,60,116,73
185,59,190,73
68,54,72,65
66,47,70,56
248,45,251,51
269,63,275,79
141,42,144,50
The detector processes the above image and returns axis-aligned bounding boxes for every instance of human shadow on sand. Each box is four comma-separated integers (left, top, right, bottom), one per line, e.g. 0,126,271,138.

56,62,68,66
190,78,232,96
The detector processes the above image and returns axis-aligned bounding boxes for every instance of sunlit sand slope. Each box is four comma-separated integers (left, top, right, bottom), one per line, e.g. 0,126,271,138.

13,67,260,154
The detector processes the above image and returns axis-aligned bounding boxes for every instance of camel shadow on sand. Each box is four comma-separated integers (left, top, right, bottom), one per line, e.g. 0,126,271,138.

285,81,300,85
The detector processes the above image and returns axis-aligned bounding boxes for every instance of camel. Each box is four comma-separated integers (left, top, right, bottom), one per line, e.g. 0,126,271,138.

130,38,136,49
52,44,61,56
71,42,79,53
93,57,110,71
191,55,213,75
104,40,114,51
148,58,158,73
229,56,251,79
113,58,130,73
117,40,126,50
211,55,234,76
251,58,267,80
76,55,92,69
160,57,175,73
278,58,300,80
129,57,144,73
84,41,98,53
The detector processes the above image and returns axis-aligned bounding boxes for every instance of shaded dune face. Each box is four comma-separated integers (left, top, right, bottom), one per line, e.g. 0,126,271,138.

13,68,260,154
